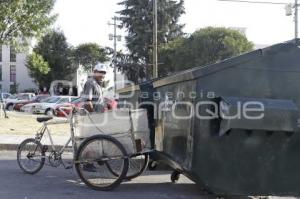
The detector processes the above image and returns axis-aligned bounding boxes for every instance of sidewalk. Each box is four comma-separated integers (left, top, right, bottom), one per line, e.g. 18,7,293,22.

0,134,70,150
0,133,171,170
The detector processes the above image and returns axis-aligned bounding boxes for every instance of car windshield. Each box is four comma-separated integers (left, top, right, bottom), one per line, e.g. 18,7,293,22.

3,94,10,99
43,97,61,103
57,98,70,104
40,97,51,103
35,95,49,102
71,97,82,103
17,94,29,100
8,95,17,99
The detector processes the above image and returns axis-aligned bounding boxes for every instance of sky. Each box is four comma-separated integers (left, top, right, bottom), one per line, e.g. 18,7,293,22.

53,0,296,49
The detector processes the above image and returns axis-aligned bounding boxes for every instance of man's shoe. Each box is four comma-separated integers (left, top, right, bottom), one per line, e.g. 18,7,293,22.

83,163,97,172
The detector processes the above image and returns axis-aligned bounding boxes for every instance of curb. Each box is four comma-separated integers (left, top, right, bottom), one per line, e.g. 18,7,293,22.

0,143,19,151
0,143,171,171
0,143,71,152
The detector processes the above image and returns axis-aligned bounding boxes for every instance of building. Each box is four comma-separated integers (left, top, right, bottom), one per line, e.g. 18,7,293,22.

73,64,88,96
102,64,127,99
0,45,37,93
49,63,126,98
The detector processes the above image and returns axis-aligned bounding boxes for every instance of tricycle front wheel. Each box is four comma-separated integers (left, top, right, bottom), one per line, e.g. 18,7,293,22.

17,138,45,174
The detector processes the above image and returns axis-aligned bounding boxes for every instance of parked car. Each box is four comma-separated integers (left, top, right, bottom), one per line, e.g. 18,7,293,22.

54,97,118,117
54,97,84,117
20,96,53,113
21,96,77,115
5,93,35,110
13,94,50,111
0,92,11,102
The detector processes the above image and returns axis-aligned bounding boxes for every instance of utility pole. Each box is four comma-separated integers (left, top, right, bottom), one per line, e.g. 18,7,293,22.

295,0,299,39
108,17,121,99
153,0,158,79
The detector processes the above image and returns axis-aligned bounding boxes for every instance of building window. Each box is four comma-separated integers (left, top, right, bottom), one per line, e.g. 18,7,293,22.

10,65,16,83
10,47,16,62
0,65,2,81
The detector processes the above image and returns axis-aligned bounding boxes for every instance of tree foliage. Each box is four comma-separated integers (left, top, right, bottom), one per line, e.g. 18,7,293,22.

10,83,19,94
0,0,56,47
159,27,254,76
27,30,76,88
113,52,145,84
116,0,185,82
26,52,50,87
73,43,109,72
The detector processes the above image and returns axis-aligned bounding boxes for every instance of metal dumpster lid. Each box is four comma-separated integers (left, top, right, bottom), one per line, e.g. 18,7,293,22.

117,79,158,94
117,39,300,92
153,39,300,88
117,84,140,94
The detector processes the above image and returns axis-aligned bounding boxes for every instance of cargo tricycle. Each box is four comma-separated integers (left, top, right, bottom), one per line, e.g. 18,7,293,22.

17,107,152,191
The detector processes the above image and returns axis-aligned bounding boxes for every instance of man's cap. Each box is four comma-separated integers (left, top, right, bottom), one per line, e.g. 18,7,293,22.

94,63,107,73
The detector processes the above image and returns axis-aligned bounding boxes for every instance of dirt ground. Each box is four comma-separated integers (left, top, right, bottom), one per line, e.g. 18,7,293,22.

0,111,69,136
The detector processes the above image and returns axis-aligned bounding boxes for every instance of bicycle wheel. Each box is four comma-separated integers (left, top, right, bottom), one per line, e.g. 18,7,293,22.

75,135,129,191
17,138,45,174
106,153,149,180
127,153,149,180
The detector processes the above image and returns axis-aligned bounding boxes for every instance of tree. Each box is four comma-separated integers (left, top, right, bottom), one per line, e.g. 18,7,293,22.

0,0,56,47
113,52,146,84
73,43,109,72
27,30,76,88
117,0,185,82
159,27,254,76
10,83,19,94
26,52,50,87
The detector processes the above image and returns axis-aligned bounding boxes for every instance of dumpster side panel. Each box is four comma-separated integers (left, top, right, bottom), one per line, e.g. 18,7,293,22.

120,40,300,196
190,43,300,195
155,81,196,170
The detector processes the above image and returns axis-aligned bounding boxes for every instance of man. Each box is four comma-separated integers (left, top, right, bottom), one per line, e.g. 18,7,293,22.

82,63,107,112
81,63,108,172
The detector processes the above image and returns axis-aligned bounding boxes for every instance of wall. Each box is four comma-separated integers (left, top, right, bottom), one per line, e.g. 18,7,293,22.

0,45,37,93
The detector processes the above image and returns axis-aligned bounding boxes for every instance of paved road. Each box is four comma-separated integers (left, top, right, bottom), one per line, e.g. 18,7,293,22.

0,151,297,199
0,151,205,199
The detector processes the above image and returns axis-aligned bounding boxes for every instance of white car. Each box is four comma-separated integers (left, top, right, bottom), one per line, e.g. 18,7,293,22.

21,96,77,115
4,93,35,110
0,92,11,102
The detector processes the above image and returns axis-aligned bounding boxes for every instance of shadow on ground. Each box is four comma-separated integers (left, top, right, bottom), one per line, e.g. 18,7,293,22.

0,152,207,199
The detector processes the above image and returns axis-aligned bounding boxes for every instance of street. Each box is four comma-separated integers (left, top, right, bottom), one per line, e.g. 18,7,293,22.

0,151,204,199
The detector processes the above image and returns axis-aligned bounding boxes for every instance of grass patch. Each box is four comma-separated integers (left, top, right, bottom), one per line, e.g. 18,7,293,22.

0,111,70,136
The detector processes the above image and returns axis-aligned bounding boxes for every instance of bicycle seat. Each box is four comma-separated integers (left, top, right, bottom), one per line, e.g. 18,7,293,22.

37,117,53,123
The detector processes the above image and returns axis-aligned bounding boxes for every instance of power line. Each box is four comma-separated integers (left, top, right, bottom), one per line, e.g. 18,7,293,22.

217,0,287,5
